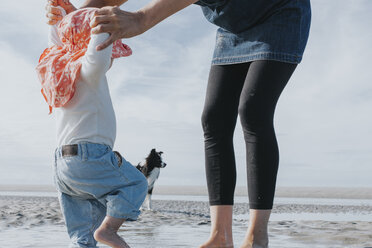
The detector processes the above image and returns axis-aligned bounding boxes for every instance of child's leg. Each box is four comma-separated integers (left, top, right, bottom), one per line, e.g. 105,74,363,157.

94,153,147,248
58,192,106,248
94,216,129,248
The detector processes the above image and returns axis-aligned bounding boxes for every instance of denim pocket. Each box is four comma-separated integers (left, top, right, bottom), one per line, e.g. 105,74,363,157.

113,151,123,167
109,151,121,169
102,152,130,183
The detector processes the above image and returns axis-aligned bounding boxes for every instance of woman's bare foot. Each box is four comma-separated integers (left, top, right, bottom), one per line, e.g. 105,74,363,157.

240,234,268,248
240,209,270,248
200,205,234,248
200,233,234,248
94,216,130,248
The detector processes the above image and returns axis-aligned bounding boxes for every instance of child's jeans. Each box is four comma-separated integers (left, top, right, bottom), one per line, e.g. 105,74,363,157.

54,142,148,248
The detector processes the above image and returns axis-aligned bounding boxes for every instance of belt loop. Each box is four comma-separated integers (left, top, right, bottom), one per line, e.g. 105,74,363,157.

80,143,88,161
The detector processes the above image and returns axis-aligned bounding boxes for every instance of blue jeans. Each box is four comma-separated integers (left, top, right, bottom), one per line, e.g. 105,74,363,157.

54,142,147,248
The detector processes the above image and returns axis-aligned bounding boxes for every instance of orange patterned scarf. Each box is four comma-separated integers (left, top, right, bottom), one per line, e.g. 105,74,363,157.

36,8,131,113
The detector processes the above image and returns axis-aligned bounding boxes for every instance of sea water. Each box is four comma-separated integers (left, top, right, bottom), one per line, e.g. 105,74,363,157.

0,192,370,248
0,221,318,248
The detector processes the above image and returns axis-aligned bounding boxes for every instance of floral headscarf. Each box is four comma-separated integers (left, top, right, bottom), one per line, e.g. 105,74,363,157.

36,8,132,113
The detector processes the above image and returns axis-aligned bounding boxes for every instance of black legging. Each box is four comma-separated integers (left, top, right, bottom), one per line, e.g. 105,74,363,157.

201,60,297,209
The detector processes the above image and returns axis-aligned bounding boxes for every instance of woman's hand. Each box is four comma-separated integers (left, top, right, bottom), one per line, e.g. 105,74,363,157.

90,0,197,51
45,0,77,25
90,6,147,50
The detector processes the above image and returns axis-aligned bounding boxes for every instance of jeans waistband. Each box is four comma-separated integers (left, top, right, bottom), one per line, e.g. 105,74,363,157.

55,142,112,161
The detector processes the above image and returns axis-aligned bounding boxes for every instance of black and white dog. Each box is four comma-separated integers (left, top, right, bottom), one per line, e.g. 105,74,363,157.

136,149,167,210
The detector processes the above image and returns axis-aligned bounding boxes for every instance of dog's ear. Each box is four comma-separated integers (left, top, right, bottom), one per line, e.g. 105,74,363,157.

151,148,156,154
158,151,163,155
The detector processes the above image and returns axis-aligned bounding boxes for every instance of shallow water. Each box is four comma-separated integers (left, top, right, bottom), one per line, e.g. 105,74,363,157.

235,212,372,222
0,207,356,248
0,222,319,248
1,193,371,248
2,191,372,206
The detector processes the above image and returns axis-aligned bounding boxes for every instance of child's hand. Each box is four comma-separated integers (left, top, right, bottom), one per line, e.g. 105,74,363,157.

45,0,76,25
45,1,62,25
51,0,76,13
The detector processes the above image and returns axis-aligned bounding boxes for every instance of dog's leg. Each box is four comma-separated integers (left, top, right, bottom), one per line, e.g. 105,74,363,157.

148,194,152,210
141,194,149,211
145,194,150,210
147,187,154,210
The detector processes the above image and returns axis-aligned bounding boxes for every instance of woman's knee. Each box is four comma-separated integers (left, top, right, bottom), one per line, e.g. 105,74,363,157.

201,107,235,138
238,100,273,134
201,107,215,133
239,101,259,126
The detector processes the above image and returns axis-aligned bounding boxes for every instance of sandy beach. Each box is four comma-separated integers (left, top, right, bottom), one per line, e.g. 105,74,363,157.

0,186,372,248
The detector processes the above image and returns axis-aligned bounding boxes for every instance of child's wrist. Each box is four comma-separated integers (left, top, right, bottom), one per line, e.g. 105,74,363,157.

65,4,77,14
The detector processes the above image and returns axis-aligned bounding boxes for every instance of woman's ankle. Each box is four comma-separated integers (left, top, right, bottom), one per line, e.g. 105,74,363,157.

241,230,268,248
211,229,234,244
200,228,234,247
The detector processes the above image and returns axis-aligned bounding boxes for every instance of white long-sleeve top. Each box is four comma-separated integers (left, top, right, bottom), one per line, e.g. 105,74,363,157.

49,23,116,148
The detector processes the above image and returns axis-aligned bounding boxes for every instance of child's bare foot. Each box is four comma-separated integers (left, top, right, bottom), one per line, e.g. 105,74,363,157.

94,216,130,248
94,227,130,248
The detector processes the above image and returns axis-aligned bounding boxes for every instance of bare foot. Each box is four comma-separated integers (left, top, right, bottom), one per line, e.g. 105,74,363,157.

240,241,268,248
200,241,234,248
240,209,270,248
94,216,129,248
240,233,268,248
200,234,234,248
200,205,234,248
94,226,130,248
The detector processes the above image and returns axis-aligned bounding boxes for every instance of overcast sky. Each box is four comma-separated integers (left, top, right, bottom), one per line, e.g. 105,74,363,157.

0,0,371,188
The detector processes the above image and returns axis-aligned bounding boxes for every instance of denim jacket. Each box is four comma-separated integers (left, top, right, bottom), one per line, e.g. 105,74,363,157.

195,0,311,64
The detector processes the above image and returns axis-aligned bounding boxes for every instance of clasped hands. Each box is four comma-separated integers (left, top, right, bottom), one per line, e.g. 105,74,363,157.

45,0,146,50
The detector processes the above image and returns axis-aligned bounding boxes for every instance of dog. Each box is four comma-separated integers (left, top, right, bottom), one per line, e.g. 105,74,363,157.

136,148,167,210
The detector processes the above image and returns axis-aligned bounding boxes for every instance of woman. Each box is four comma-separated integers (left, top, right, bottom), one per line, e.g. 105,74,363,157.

47,0,311,247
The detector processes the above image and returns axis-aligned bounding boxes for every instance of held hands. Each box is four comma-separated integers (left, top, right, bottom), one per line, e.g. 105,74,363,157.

45,1,146,50
45,0,76,25
90,6,147,50
89,0,198,50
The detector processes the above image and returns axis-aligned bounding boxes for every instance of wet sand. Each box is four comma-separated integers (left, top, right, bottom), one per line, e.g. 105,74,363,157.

1,192,372,248
2,185,372,199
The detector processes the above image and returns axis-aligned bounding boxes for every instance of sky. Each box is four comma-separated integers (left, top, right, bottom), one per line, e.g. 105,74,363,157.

0,0,371,188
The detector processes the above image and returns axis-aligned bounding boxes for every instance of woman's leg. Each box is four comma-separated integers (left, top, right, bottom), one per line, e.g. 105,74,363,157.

200,63,250,248
238,60,297,248
241,210,271,248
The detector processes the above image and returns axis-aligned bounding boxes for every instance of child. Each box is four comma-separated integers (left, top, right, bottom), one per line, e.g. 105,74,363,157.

36,5,147,248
